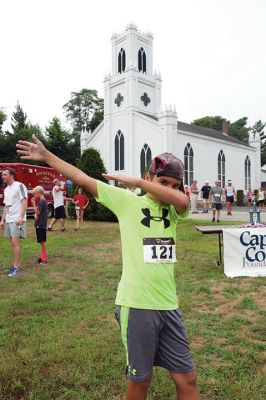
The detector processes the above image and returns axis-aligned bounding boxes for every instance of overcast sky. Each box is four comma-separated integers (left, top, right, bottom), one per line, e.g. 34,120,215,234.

1,0,265,132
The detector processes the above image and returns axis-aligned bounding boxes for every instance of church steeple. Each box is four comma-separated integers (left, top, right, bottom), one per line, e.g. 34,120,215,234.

111,23,153,75
104,24,161,117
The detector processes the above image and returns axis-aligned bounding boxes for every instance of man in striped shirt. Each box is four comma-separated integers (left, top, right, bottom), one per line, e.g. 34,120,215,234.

0,168,28,276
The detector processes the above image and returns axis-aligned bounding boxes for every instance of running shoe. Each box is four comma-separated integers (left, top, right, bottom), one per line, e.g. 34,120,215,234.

8,267,21,277
35,258,42,264
7,266,16,274
39,260,48,265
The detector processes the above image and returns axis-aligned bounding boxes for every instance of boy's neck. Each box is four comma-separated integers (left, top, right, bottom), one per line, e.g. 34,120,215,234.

146,193,164,205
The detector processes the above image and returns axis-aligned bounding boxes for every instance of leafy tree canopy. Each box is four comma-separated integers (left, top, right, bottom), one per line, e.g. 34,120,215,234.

11,102,28,133
45,117,77,164
192,115,225,131
0,109,7,132
192,115,250,143
77,147,106,180
63,88,104,137
228,117,249,143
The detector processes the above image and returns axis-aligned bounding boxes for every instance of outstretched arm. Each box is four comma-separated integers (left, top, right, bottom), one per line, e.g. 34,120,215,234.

17,135,97,197
102,173,189,214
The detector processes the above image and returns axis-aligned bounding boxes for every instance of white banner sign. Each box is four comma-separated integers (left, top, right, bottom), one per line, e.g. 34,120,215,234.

223,228,266,277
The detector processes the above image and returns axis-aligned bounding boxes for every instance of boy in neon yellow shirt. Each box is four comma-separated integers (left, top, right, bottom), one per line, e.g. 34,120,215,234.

17,135,200,400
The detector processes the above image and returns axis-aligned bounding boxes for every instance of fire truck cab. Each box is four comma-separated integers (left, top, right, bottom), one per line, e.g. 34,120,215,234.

0,163,66,218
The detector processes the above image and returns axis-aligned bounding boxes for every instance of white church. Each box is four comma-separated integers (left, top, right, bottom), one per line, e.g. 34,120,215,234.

81,24,261,191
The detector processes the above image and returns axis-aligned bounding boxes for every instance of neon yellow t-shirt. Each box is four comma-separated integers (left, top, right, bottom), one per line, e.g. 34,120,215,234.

96,180,187,310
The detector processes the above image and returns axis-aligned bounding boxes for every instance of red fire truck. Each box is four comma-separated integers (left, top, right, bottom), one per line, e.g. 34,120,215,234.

0,163,66,218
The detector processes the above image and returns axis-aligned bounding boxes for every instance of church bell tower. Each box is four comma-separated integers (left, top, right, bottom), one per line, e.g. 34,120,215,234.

104,24,162,117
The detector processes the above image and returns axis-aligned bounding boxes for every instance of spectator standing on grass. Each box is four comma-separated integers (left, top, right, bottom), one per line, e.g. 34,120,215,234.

31,186,48,265
0,167,27,277
17,136,200,400
224,180,236,216
72,188,89,230
258,187,265,211
190,180,199,214
200,180,211,213
209,180,224,223
47,179,66,231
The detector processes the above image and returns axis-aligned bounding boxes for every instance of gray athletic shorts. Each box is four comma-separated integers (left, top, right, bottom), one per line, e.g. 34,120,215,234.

4,221,27,238
115,306,194,382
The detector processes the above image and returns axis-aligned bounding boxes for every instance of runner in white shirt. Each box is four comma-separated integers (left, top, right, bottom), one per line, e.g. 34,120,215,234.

258,187,265,211
47,179,66,231
0,167,28,276
224,179,236,216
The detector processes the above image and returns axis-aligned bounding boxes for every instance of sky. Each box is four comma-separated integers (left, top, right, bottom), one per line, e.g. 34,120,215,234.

1,0,266,132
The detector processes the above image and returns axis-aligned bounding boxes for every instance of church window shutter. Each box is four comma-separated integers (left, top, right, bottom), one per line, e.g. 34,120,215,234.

118,48,126,73
115,130,125,171
218,150,226,187
140,144,152,177
184,143,194,185
245,156,251,190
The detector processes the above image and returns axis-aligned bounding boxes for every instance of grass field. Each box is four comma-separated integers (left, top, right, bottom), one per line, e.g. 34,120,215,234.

0,218,265,400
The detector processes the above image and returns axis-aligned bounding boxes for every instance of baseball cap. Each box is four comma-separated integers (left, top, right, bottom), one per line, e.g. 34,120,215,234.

148,152,184,180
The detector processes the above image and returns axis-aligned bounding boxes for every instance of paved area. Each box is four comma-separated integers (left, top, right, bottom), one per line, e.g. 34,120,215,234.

189,206,266,223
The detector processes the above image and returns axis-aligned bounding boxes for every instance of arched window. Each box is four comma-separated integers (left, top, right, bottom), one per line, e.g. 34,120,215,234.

138,47,146,73
140,144,152,177
115,130,124,170
184,143,194,185
118,48,126,73
218,150,226,187
245,155,251,190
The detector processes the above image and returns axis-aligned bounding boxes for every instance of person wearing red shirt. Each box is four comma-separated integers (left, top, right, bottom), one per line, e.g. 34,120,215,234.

72,188,89,230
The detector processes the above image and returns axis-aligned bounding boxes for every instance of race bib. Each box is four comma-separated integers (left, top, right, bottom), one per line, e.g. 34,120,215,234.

143,238,176,263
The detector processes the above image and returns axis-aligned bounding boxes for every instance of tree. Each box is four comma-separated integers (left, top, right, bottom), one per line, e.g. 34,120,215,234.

45,117,77,164
251,120,266,165
228,117,250,143
192,116,225,131
4,123,43,163
77,147,106,181
11,102,28,133
0,103,45,163
192,115,250,144
0,109,7,133
63,88,104,138
68,148,116,221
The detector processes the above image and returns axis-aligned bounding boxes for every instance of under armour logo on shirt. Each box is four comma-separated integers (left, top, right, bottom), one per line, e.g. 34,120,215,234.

141,208,170,228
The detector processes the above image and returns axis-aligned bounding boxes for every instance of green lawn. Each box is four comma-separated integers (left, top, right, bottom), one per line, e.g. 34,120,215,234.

0,219,265,400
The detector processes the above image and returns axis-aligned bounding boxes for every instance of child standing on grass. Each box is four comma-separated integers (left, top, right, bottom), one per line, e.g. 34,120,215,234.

72,188,89,230
17,135,200,400
31,186,48,265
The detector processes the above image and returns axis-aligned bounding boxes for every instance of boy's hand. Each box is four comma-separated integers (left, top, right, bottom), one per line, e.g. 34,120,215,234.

102,173,140,189
16,134,47,161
